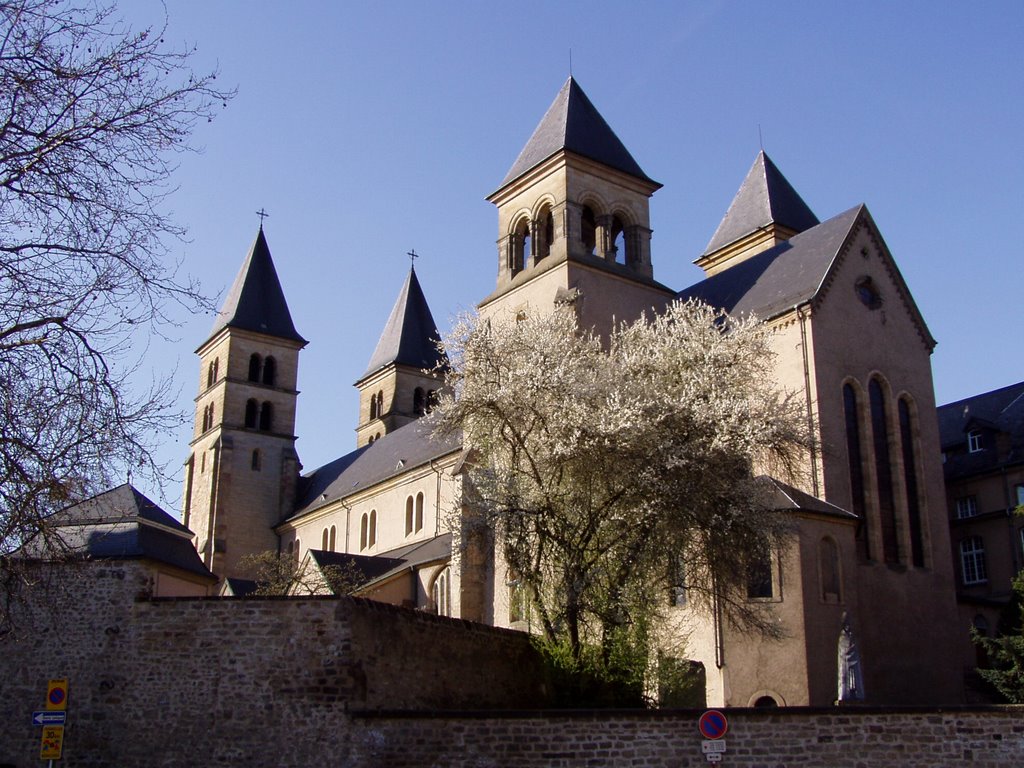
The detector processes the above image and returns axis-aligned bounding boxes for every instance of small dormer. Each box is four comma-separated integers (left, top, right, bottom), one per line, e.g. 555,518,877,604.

697,151,819,277
485,77,662,293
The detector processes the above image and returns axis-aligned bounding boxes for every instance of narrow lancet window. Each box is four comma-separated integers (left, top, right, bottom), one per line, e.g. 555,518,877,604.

869,379,900,564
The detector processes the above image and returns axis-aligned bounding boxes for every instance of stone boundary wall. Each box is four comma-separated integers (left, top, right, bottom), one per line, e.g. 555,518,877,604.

0,562,547,766
1,562,1021,766
348,707,1023,767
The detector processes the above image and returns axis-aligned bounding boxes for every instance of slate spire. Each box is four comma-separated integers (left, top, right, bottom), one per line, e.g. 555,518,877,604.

500,76,657,188
206,227,306,345
703,151,819,257
363,266,444,378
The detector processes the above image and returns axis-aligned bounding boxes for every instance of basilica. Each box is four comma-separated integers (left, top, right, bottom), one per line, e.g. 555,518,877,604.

181,77,963,706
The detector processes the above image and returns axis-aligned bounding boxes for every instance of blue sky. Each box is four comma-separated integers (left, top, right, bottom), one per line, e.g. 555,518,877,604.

123,1,1023,511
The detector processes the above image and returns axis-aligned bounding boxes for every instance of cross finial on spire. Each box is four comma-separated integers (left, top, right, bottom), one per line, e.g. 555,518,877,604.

256,208,270,229
407,249,419,269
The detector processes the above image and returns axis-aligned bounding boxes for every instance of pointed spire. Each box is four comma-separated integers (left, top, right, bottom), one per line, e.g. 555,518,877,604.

499,77,656,188
362,267,444,379
206,228,306,345
703,151,819,257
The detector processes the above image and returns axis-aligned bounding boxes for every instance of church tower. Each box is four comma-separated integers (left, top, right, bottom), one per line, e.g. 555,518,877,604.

480,77,674,332
181,226,306,579
696,150,820,277
354,265,444,447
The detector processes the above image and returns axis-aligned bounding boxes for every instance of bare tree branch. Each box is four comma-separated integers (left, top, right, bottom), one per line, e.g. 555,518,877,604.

0,0,234,634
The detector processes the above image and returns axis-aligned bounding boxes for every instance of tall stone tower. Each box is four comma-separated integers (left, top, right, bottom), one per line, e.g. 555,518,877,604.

480,77,675,331
354,266,444,447
182,227,306,579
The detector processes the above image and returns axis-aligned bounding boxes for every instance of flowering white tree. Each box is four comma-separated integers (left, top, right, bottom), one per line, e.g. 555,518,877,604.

432,300,810,672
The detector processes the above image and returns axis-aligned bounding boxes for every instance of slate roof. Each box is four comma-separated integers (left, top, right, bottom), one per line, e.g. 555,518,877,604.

291,420,462,519
28,484,214,579
206,227,306,346
680,205,863,320
499,77,657,189
704,151,820,256
361,267,445,379
308,534,452,592
937,381,1024,478
761,477,856,521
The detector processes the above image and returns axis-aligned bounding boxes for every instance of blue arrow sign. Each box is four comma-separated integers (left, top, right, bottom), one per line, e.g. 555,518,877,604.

32,711,66,726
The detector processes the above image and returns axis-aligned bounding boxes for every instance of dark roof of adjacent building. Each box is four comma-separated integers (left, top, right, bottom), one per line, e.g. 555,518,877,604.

206,227,306,346
361,267,445,379
28,484,215,579
291,420,462,520
308,534,451,592
938,381,1024,478
703,151,820,256
499,76,657,189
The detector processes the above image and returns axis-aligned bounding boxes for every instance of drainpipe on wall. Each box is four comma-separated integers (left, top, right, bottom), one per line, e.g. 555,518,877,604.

796,304,820,498
340,498,352,554
429,458,443,534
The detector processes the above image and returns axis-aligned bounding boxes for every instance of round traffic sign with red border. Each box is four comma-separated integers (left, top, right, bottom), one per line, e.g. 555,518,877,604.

45,679,68,711
699,709,728,739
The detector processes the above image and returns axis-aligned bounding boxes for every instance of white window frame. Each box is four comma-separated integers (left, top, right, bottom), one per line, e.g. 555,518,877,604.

960,537,987,585
968,430,983,453
955,495,978,519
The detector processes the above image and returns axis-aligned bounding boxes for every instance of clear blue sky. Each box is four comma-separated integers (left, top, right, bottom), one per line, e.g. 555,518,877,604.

123,1,1023,512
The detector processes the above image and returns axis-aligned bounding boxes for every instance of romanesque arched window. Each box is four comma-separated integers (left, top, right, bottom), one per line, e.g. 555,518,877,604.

580,205,596,255
262,356,276,386
511,217,530,276
369,394,378,420
375,391,384,419
432,566,451,617
245,399,258,429
899,396,925,567
368,509,377,548
819,537,841,602
248,353,262,382
293,538,300,562
251,449,261,471
537,204,553,262
329,525,336,552
869,378,900,564
415,491,424,533
610,215,627,265
207,358,219,388
359,514,368,551
843,382,869,560
746,543,774,599
322,528,329,550
259,401,273,432
405,495,414,536
413,387,425,416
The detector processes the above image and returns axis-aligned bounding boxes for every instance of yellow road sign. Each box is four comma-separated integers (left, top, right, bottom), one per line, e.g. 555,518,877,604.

40,725,63,760
45,679,68,711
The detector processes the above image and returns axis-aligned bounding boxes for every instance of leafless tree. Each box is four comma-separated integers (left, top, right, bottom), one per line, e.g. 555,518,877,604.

0,0,233,629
